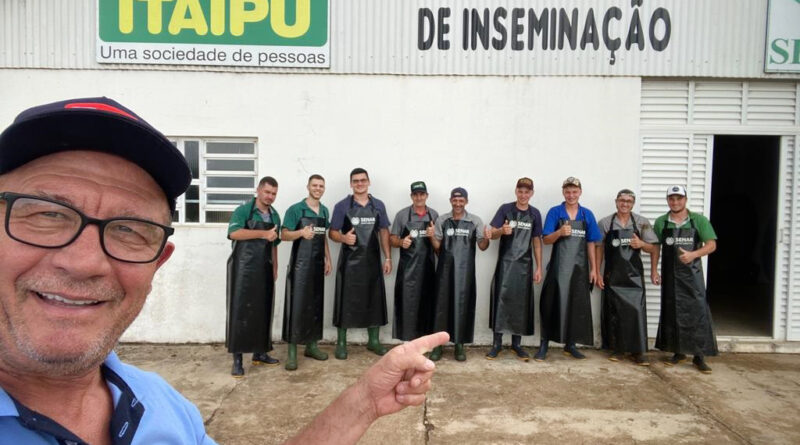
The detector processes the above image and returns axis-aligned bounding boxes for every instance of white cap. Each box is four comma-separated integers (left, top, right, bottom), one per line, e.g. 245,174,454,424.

666,185,687,197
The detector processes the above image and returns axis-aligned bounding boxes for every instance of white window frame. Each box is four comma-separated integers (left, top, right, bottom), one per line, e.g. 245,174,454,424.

169,137,258,225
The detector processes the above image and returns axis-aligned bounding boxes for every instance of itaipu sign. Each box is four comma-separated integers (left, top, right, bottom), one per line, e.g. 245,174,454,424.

97,0,330,68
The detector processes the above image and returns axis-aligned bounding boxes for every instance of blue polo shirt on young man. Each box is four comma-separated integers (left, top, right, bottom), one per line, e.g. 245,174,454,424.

542,202,603,242
330,194,390,231
0,352,215,444
489,202,544,237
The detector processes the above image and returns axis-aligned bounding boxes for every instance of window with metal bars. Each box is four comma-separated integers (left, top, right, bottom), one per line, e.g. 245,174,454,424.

169,138,258,224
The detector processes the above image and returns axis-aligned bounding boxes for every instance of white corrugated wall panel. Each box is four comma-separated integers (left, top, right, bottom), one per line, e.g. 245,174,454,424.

640,81,689,126
746,82,798,125
2,0,800,78
776,137,793,340
642,80,800,127
693,82,743,126
787,136,800,340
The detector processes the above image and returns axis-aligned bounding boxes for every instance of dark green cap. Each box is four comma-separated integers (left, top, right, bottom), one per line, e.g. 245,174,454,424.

410,181,427,193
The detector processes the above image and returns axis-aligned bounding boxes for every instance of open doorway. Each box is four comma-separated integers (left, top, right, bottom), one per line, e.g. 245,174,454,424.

707,135,780,337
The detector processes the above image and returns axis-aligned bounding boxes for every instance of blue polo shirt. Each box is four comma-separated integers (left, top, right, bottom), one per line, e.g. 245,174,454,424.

542,202,603,242
330,194,390,231
0,352,215,444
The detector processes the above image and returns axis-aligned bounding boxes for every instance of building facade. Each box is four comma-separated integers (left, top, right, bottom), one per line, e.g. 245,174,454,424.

1,0,799,347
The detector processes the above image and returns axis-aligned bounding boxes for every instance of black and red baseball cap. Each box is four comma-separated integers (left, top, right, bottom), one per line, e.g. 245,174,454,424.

0,97,191,211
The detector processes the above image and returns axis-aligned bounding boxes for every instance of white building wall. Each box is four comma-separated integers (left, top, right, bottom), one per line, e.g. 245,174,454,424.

0,70,641,344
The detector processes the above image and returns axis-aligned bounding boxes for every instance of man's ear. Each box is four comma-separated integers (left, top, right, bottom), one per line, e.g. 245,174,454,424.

155,242,175,269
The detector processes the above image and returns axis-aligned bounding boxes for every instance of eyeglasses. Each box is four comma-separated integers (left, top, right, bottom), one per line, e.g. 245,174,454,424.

0,192,174,264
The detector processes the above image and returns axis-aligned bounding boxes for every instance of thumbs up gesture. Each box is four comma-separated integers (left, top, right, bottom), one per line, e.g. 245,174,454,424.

501,219,513,235
264,226,278,242
678,247,694,264
560,221,572,237
301,224,315,240
425,220,435,238
483,225,492,241
630,232,643,249
343,228,357,246
401,234,413,249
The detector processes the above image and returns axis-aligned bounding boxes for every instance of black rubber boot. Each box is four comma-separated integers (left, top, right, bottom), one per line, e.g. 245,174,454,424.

304,341,328,361
252,352,279,365
366,327,388,355
563,343,586,360
511,335,531,362
633,353,650,366
534,338,549,362
486,332,503,360
285,344,298,371
429,346,443,361
454,343,467,361
231,353,244,377
693,355,712,374
335,328,348,360
663,353,688,366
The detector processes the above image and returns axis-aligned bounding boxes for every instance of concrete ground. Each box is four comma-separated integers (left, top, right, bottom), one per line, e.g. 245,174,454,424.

117,343,800,445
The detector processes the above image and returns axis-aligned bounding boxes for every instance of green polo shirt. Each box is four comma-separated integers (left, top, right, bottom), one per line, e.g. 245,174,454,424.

653,210,717,243
282,199,330,231
227,199,281,245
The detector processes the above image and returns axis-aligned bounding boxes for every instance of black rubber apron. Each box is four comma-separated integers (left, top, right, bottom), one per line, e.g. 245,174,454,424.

333,196,388,328
225,200,276,353
432,218,478,344
393,207,436,341
601,214,647,354
655,218,718,356
282,209,327,344
539,215,593,345
489,209,535,335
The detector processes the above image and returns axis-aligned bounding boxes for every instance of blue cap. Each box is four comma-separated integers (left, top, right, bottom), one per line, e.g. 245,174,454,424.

0,97,191,211
450,187,468,199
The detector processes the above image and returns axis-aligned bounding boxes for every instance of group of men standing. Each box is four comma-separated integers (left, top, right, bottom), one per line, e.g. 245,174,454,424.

225,169,719,376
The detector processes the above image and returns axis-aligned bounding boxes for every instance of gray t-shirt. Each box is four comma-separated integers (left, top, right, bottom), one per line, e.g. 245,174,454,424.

390,205,440,236
597,212,658,243
434,211,486,241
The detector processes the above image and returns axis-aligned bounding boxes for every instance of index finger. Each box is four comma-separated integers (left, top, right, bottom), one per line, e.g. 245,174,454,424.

383,332,450,375
407,332,449,354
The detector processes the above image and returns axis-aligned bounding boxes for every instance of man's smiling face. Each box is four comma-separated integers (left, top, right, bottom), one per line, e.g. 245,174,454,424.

0,151,173,376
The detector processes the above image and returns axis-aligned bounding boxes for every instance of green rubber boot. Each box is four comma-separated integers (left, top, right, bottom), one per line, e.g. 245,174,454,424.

335,328,348,360
304,341,328,361
429,346,443,361
366,327,388,356
454,343,467,361
285,343,298,371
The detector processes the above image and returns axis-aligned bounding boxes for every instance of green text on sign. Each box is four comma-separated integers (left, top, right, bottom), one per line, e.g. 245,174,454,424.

99,0,328,46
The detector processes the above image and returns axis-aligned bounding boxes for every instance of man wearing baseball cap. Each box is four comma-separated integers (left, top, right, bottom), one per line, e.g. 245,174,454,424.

0,98,447,443
485,177,544,361
595,189,660,365
390,181,439,341
653,185,718,373
537,176,602,361
429,187,491,361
